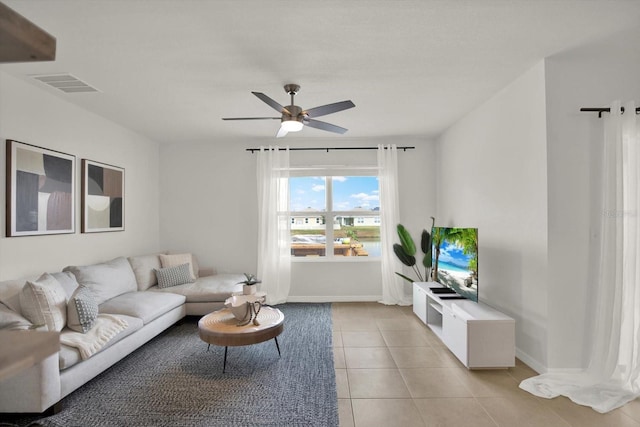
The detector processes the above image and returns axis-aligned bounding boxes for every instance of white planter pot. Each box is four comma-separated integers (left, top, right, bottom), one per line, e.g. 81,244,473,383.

243,284,257,295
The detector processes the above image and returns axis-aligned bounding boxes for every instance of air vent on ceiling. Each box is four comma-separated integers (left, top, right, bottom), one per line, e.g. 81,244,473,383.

31,73,100,93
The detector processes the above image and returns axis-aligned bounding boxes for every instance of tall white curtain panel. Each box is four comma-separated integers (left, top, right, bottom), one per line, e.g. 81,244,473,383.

256,146,291,305
520,101,640,413
378,144,411,305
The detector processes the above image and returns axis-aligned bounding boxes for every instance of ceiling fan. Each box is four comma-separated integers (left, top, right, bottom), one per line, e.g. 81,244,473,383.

222,84,355,138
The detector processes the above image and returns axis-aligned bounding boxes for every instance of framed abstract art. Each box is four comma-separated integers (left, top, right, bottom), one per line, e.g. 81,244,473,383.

6,139,76,237
81,159,124,233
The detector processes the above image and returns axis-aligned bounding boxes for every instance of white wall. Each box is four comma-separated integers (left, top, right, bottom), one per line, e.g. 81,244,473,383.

544,27,640,369
437,61,549,372
436,27,640,373
0,72,161,280
159,140,258,274
159,138,436,300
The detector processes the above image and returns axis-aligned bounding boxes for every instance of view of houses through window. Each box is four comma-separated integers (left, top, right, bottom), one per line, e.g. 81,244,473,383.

289,175,380,258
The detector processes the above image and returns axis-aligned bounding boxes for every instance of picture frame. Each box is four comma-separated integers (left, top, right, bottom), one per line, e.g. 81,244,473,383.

81,159,125,233
5,139,76,237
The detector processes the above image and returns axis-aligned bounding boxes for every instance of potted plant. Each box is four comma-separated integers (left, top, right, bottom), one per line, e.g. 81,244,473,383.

393,217,435,283
238,273,261,295
341,226,358,245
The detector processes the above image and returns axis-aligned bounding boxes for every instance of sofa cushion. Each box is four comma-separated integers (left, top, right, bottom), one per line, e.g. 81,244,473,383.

168,253,200,279
50,271,82,300
0,272,76,315
67,286,99,333
160,253,198,281
155,264,194,288
151,273,244,303
0,302,32,330
19,273,67,332
191,254,200,279
127,253,165,291
99,291,186,324
0,276,38,315
64,257,137,305
59,314,144,370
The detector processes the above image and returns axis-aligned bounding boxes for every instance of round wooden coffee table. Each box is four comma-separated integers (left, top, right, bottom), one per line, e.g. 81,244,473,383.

198,306,284,372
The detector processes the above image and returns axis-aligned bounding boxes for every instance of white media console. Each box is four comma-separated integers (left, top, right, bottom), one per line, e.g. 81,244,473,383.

413,282,515,369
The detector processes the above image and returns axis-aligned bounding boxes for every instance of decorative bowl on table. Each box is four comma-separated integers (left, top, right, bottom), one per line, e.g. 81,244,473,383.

224,293,266,321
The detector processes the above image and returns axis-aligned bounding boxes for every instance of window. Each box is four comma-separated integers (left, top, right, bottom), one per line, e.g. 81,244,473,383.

289,174,380,259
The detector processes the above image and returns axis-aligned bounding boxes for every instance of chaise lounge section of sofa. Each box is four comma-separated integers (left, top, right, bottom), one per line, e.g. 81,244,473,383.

0,252,245,413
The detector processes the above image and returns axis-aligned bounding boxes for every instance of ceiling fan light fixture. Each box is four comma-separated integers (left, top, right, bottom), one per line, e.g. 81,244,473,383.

281,119,303,132
224,84,355,137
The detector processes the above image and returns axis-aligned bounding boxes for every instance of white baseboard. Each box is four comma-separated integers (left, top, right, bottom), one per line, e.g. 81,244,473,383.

286,295,383,303
515,348,546,374
515,349,586,376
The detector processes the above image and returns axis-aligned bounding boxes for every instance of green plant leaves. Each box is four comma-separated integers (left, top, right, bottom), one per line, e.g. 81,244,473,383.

394,221,435,282
238,273,261,285
395,272,416,283
397,224,416,256
420,229,431,253
421,230,432,269
422,250,432,269
393,243,416,267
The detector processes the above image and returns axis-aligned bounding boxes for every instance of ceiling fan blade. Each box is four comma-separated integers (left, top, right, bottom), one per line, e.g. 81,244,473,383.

222,117,280,120
276,126,288,138
303,100,355,118
252,92,291,115
304,119,348,134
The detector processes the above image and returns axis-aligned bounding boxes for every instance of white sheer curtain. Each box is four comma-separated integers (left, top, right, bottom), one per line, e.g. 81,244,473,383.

378,144,412,305
256,146,291,305
520,101,640,413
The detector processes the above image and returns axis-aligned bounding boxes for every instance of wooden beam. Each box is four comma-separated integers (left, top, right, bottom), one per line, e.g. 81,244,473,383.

0,2,56,63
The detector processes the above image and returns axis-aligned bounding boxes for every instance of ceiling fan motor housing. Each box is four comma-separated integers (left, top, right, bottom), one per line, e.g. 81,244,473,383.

283,104,303,123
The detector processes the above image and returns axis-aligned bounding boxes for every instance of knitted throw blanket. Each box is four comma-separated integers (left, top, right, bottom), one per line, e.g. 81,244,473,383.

60,314,128,360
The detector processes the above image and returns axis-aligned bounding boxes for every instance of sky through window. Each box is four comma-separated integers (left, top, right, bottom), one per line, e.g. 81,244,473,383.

290,176,379,212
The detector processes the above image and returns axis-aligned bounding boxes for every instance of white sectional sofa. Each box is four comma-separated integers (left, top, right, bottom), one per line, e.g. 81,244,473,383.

0,252,245,413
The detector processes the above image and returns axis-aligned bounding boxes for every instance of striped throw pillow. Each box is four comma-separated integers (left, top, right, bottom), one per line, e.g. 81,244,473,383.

155,263,193,288
20,273,67,332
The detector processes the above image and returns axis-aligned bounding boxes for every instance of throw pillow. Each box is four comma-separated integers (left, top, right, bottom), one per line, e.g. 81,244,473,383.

155,263,194,288
0,303,33,330
0,276,38,315
159,253,197,281
63,257,138,305
19,273,67,332
127,253,164,291
67,286,99,333
51,271,82,301
191,254,200,280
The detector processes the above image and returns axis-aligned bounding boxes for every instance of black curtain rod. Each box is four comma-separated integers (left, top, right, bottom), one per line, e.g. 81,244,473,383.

246,146,415,153
580,107,640,118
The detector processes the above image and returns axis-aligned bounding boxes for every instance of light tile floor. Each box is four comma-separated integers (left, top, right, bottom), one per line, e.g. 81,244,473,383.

332,302,640,427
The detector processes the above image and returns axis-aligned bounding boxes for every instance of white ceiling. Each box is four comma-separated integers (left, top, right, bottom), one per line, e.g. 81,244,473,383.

2,0,640,144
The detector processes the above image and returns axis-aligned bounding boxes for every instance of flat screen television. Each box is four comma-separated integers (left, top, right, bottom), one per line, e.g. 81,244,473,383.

431,227,478,302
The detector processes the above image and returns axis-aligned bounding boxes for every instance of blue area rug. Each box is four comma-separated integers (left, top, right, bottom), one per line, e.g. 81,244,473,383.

3,303,337,427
